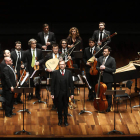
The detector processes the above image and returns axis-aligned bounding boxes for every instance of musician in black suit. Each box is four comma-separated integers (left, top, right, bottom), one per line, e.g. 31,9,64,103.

37,23,56,50
1,57,17,117
51,60,74,126
11,41,27,104
0,50,11,79
25,38,44,100
83,38,101,101
59,39,78,68
92,22,111,48
96,46,116,112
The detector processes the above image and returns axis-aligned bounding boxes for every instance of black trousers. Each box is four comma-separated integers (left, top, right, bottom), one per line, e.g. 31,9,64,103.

4,90,14,115
86,72,98,99
29,78,40,98
105,82,112,110
55,93,69,121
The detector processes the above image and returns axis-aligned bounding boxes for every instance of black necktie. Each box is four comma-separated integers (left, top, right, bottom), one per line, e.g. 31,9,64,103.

100,32,102,41
18,51,21,61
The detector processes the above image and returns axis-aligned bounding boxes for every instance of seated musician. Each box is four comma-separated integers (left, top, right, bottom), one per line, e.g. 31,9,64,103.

83,38,101,101
11,41,27,104
96,46,116,112
24,38,44,100
1,57,17,117
59,39,78,68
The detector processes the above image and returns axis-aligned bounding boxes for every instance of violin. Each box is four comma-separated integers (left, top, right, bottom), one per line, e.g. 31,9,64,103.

18,61,27,84
67,56,74,68
93,71,108,112
34,57,39,70
89,50,98,75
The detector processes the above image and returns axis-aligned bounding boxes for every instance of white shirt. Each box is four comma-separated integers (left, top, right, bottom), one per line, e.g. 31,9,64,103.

62,48,68,61
44,31,49,44
60,69,65,75
90,46,95,54
98,29,105,41
103,55,109,64
53,53,59,58
15,49,21,59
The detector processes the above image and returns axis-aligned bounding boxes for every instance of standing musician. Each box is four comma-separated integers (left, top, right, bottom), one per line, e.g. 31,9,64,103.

59,39,78,68
51,60,74,126
67,27,83,68
1,57,17,117
0,50,11,79
25,38,44,100
11,41,27,104
83,38,101,101
44,43,62,110
92,22,111,48
37,23,56,50
96,46,116,112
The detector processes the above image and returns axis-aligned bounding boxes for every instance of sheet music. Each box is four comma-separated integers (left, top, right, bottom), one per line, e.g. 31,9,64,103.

20,72,29,86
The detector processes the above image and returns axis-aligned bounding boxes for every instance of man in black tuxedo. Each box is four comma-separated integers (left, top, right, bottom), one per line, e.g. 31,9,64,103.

11,41,27,104
1,57,17,117
51,60,74,126
92,22,111,48
37,23,56,50
96,46,116,112
83,38,101,101
25,38,44,100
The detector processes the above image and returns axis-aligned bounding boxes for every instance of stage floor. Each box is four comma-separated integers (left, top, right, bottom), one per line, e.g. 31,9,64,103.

0,79,140,138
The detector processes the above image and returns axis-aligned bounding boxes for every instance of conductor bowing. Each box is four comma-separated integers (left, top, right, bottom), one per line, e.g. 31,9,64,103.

51,60,74,126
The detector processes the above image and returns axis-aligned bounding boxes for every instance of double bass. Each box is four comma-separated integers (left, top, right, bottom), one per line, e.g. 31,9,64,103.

93,69,108,112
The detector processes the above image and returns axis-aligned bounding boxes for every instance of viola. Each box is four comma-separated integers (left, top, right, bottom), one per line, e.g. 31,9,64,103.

34,57,39,70
93,71,108,112
89,50,98,75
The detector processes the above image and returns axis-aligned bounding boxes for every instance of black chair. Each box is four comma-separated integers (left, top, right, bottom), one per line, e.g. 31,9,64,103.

115,80,133,112
0,89,5,117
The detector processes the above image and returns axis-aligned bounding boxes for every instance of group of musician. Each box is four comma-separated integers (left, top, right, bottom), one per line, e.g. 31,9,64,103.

0,22,116,126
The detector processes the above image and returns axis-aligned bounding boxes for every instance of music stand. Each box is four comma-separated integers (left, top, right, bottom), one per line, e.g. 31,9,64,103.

73,51,83,59
31,69,47,104
14,87,33,135
105,89,125,135
42,50,52,58
17,73,31,114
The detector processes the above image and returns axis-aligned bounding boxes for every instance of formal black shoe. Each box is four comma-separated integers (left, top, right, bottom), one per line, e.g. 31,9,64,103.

58,120,62,126
64,122,69,126
6,114,12,118
11,113,16,115
17,100,23,104
14,101,18,105
28,96,32,100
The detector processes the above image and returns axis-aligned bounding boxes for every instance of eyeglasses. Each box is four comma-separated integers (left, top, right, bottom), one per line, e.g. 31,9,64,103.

31,43,36,44
62,43,67,44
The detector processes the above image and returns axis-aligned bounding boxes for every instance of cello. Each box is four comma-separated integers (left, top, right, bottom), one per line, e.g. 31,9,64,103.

93,70,108,112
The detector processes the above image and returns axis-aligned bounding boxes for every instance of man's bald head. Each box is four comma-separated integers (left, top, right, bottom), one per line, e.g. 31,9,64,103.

4,57,12,65
4,50,11,57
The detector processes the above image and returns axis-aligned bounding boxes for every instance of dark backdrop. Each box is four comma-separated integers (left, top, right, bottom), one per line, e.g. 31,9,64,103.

0,1,139,68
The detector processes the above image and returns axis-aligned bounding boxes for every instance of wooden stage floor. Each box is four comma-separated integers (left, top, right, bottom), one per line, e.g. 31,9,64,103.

0,79,140,138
